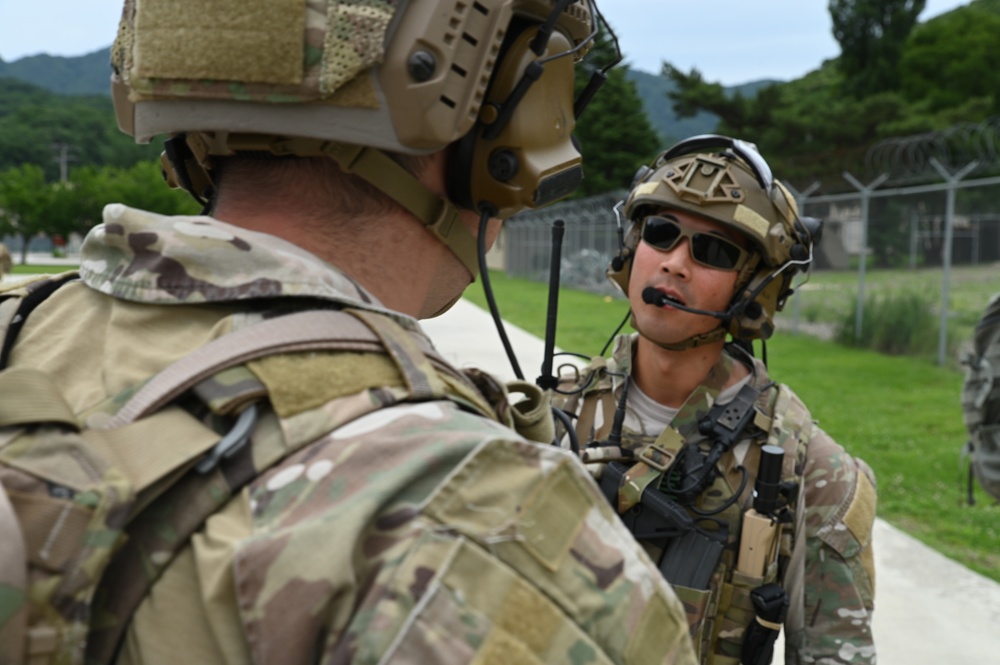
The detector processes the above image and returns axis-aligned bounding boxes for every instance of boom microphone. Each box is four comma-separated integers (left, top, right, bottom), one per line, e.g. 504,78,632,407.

641,287,730,321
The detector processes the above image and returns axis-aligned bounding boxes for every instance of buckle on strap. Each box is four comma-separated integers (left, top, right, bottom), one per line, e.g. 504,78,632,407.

196,403,259,474
636,444,677,472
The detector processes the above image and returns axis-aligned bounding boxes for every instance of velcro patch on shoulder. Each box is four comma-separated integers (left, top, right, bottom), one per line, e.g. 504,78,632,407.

248,351,402,418
843,469,877,547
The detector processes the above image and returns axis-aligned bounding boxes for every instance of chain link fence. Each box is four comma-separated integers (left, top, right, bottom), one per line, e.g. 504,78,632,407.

505,191,626,296
503,170,1000,365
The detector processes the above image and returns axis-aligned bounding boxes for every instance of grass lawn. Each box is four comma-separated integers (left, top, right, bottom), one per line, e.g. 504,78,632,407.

9,263,77,276
466,270,1000,583
780,263,1000,366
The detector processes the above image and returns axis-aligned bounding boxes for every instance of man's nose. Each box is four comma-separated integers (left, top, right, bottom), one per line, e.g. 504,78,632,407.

660,238,692,275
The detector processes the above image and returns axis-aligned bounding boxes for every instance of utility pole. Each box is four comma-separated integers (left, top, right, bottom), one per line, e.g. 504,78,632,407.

51,142,77,182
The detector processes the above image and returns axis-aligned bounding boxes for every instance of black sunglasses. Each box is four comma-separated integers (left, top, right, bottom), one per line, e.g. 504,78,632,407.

641,215,748,271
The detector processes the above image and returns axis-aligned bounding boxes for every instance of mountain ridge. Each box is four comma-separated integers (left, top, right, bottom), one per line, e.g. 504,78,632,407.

0,47,778,142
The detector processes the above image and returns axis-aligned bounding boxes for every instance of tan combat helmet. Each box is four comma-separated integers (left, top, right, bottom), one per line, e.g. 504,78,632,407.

607,135,821,344
111,0,607,280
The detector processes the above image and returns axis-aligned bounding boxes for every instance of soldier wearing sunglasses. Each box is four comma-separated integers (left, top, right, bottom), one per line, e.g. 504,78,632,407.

556,136,878,665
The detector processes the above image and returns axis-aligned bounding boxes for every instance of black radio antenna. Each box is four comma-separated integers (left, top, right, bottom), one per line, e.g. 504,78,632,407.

537,220,565,390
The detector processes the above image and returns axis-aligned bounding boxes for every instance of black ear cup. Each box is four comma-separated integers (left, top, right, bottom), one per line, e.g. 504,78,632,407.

790,216,823,262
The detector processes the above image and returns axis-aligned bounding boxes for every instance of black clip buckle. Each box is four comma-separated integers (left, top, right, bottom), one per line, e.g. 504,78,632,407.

196,403,259,474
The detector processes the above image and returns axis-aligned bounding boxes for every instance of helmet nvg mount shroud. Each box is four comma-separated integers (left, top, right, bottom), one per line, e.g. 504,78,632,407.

608,135,822,343
111,0,609,279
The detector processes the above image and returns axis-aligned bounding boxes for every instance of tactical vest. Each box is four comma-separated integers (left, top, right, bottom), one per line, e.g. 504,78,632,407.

960,291,1000,504
0,273,553,665
557,355,813,665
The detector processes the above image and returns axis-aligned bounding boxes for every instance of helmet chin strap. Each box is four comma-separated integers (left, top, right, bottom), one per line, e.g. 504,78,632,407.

320,143,482,281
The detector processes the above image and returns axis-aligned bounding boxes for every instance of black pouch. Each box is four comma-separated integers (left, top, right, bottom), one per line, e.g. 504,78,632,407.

740,583,788,665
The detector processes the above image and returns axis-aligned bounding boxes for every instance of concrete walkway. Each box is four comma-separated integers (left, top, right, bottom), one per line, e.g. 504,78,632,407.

423,298,1000,664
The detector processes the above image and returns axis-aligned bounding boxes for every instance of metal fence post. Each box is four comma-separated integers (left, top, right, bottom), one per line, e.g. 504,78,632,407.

843,172,888,342
786,182,820,335
930,158,979,366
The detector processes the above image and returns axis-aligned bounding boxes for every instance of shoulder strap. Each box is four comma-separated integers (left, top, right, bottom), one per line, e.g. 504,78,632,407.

0,271,79,370
103,308,474,429
85,307,495,663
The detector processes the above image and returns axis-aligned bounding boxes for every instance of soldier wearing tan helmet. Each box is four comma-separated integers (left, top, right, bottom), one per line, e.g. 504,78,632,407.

556,136,878,665
0,2,698,664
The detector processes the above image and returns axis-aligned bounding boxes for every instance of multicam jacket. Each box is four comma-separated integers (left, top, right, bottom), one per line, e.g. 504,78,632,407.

555,335,877,665
3,206,697,665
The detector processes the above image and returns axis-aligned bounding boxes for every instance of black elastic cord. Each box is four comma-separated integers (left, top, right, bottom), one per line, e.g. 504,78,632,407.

601,308,632,357
0,273,77,370
478,211,524,380
551,406,580,454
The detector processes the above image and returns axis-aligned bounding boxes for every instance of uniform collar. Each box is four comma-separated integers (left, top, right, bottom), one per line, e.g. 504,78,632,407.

78,204,423,334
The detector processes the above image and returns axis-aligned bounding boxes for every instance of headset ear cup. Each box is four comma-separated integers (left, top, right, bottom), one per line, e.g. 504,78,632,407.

446,23,582,218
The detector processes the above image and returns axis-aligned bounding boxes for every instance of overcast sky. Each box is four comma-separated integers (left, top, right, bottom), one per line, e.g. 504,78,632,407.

0,0,970,86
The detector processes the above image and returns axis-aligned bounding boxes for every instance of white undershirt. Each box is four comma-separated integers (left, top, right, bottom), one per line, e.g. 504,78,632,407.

623,373,752,436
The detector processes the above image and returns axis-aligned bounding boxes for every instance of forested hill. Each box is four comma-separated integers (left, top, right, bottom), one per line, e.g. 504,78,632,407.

626,70,781,142
0,46,774,145
0,76,160,177
0,48,112,96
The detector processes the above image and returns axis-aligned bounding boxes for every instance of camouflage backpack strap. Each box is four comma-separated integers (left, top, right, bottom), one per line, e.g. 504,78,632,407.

85,307,498,663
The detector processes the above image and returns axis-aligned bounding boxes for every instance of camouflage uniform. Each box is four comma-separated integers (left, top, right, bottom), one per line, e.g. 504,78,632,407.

557,335,877,665
5,205,696,665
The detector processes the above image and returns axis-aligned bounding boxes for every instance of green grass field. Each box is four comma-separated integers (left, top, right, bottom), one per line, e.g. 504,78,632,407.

466,271,1000,583
9,264,76,276
779,263,1000,365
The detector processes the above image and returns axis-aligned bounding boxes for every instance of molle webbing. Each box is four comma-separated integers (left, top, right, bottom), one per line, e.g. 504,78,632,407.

86,308,496,662
0,306,496,665
104,308,482,428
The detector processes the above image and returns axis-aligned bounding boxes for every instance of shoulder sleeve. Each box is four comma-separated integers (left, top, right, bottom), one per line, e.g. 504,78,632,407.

233,401,697,665
788,422,878,664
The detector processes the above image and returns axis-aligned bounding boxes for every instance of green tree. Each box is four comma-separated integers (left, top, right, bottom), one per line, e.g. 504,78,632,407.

102,161,201,218
573,27,660,195
899,5,1000,112
829,0,926,98
0,164,82,263
0,162,199,263
0,77,160,178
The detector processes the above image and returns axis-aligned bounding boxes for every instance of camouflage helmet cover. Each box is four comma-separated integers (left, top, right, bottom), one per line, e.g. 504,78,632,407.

111,0,594,155
608,135,819,341
110,0,601,281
